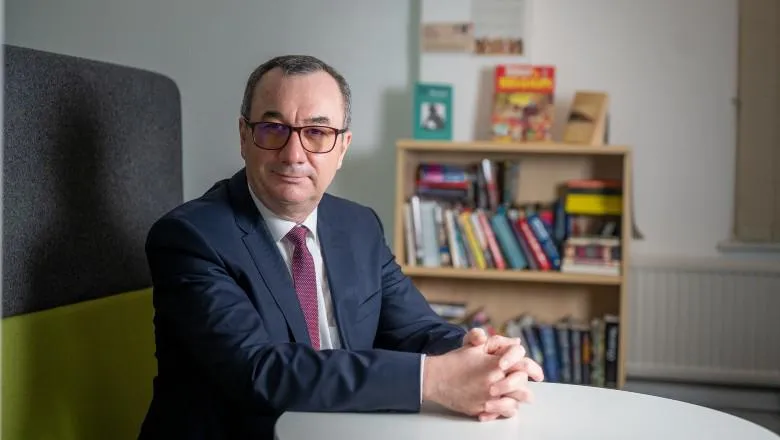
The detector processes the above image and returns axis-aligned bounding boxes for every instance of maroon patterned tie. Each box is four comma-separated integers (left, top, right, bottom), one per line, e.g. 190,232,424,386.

285,225,320,349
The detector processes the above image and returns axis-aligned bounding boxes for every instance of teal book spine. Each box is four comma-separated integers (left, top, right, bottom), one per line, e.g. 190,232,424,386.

413,82,453,140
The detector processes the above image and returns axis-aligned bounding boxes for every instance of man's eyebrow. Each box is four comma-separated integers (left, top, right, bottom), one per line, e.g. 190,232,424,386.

257,112,332,126
259,111,284,121
304,115,331,125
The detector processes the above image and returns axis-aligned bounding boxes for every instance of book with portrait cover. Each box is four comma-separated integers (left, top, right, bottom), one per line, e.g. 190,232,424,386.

413,82,453,140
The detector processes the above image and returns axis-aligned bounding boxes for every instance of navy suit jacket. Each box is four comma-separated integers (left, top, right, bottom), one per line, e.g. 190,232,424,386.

138,168,466,440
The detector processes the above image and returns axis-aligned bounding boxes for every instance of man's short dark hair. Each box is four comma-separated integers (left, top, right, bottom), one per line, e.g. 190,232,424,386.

240,55,352,129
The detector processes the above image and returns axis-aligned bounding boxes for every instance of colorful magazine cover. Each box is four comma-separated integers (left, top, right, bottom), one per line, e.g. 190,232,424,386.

491,64,556,142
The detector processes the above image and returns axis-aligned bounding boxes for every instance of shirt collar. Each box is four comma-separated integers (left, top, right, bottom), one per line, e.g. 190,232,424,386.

248,182,318,243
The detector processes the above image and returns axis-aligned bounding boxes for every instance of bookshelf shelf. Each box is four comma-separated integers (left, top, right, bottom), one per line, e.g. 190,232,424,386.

401,266,623,286
397,139,631,156
393,138,632,390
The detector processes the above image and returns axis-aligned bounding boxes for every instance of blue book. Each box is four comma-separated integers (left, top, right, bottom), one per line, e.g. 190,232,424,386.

489,211,527,269
537,324,561,383
517,315,544,367
527,213,562,270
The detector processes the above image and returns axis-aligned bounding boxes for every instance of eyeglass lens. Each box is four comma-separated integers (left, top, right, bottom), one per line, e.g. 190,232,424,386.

254,122,337,153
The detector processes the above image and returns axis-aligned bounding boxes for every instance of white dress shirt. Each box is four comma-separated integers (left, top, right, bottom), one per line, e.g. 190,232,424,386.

249,188,341,350
248,185,425,402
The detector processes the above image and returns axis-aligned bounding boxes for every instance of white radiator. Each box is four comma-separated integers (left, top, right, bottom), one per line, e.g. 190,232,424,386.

627,256,780,387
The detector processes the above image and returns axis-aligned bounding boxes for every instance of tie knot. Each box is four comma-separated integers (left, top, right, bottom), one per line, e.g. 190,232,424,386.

286,225,308,247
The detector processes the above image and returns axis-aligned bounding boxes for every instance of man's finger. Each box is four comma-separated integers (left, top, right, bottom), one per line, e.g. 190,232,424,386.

485,335,521,355
497,344,525,370
464,328,488,347
489,369,535,405
501,356,544,381
477,391,527,422
502,387,534,404
524,358,545,382
497,385,534,404
489,370,528,398
477,412,500,422
483,397,519,418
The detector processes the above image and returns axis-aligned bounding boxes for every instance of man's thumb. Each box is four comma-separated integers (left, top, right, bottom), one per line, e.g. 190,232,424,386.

465,327,487,346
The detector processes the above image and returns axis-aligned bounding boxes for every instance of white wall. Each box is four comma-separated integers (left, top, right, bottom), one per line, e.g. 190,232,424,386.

421,0,754,259
419,0,536,141
7,0,775,260
4,0,417,242
537,0,738,258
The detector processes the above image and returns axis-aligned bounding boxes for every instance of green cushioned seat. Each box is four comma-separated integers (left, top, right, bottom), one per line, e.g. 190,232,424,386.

2,288,156,440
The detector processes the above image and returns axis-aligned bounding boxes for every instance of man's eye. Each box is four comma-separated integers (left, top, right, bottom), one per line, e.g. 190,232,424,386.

263,123,287,133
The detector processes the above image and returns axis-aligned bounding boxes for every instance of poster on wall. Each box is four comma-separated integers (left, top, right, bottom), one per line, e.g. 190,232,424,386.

413,82,453,140
471,0,527,55
421,22,475,53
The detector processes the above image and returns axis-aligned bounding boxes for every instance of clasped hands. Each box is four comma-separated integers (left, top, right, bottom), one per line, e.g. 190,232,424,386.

422,327,544,422
464,328,544,421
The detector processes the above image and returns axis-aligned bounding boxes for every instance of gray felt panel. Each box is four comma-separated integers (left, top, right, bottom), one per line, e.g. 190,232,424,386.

3,45,183,317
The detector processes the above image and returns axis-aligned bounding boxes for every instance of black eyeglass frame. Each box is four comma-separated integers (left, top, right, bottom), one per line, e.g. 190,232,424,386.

242,118,348,154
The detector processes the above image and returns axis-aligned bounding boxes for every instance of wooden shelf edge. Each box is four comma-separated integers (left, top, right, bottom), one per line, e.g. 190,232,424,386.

396,139,631,155
401,265,623,286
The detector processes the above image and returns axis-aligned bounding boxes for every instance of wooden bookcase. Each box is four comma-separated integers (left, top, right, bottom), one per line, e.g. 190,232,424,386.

392,139,632,389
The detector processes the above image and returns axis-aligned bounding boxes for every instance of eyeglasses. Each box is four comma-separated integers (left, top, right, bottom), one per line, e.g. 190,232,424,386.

243,120,348,154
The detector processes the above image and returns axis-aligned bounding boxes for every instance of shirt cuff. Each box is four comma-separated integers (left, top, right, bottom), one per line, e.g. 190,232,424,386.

420,354,426,404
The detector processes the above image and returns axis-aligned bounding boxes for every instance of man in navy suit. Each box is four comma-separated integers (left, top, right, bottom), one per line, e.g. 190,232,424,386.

138,55,543,440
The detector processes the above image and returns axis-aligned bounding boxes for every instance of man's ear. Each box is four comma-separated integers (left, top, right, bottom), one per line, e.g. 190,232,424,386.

239,117,248,160
336,130,352,169
238,117,248,144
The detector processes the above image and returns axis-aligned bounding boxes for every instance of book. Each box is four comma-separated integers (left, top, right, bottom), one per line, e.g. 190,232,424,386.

490,64,556,143
413,82,453,140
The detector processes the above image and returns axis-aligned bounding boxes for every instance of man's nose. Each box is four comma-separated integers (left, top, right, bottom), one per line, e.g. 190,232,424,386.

279,131,307,164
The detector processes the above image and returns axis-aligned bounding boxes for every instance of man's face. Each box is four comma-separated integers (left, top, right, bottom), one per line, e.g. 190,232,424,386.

239,68,351,217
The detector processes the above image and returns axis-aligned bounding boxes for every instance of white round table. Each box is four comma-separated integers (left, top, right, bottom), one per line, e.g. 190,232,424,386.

274,382,779,440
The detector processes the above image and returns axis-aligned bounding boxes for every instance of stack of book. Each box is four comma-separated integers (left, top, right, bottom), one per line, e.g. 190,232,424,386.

559,179,622,276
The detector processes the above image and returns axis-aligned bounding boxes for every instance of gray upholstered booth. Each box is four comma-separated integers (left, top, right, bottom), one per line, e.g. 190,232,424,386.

3,44,182,440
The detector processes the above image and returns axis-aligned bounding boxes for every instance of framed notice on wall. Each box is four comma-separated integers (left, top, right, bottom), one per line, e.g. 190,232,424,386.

421,22,475,53
472,0,527,55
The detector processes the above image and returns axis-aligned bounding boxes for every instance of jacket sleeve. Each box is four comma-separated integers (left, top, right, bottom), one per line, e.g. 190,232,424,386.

146,215,424,415
367,209,467,355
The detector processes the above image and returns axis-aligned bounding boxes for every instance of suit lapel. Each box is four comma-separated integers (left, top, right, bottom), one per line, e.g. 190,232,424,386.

228,169,311,346
317,196,357,350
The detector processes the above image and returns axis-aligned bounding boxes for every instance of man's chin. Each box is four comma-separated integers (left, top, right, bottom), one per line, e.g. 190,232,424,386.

272,188,316,205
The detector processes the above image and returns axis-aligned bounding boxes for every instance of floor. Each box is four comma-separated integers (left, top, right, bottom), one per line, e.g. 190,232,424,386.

624,378,780,435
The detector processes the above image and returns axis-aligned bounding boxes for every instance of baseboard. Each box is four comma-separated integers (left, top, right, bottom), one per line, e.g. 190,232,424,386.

624,377,780,413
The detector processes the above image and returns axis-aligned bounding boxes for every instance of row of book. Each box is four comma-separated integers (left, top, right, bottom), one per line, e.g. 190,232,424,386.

413,158,621,218
404,161,623,275
404,198,565,271
430,302,620,388
506,313,620,387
